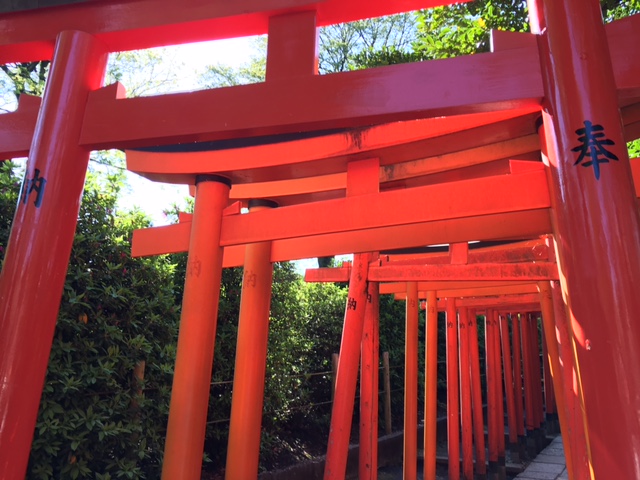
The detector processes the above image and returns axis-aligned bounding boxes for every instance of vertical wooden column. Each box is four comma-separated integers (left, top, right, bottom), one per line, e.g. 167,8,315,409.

325,158,378,480
404,282,419,480
492,310,506,480
458,307,474,480
360,277,380,480
550,281,591,479
529,314,544,450
446,298,460,480
0,31,107,480
511,314,526,458
225,200,276,479
163,175,231,480
485,311,499,480
520,312,536,457
499,313,518,463
530,0,640,476
324,252,373,479
541,327,557,430
424,290,438,480
468,310,487,477
538,281,576,479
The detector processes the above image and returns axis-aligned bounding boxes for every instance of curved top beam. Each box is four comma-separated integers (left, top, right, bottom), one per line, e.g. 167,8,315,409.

0,0,466,63
125,108,540,185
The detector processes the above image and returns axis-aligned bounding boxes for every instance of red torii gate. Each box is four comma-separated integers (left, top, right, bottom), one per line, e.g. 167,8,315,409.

0,0,640,479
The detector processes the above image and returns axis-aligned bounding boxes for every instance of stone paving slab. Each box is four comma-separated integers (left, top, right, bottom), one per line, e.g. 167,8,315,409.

515,436,567,480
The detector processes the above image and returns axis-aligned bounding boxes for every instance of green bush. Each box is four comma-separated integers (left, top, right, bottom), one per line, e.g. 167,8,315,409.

1,163,181,479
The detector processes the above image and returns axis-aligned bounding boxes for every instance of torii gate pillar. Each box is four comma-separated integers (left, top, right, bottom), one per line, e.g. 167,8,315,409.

0,31,107,480
530,0,640,477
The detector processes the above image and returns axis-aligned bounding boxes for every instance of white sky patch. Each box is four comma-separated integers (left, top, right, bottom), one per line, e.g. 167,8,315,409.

117,36,257,225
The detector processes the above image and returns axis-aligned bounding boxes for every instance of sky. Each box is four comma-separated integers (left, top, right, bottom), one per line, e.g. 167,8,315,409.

117,37,258,226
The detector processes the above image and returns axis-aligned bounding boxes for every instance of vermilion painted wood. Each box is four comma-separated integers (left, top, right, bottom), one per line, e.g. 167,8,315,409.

530,315,544,431
446,299,460,480
0,31,107,480
225,204,274,480
485,312,499,476
404,282,419,480
531,0,640,477
225,159,537,208
383,238,550,267
125,111,539,185
324,252,373,480
432,294,541,309
218,170,551,246
511,314,525,439
369,263,558,283
359,279,380,480
162,178,230,480
265,11,318,81
492,311,506,477
325,159,378,480
0,94,41,158
500,314,519,452
468,310,487,475
541,329,556,416
458,306,474,480
424,291,438,480
385,283,538,296
520,313,535,434
550,281,591,479
81,49,543,150
537,282,575,479
133,209,553,262
0,0,466,63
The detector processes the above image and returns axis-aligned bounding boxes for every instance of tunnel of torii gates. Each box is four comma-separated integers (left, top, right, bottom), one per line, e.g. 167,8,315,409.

1,0,640,479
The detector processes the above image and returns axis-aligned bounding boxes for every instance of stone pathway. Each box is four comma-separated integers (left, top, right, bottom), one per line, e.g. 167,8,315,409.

515,436,568,480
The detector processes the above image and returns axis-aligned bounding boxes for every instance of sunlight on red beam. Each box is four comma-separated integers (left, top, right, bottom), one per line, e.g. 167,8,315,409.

370,263,558,283
379,281,534,295
132,208,553,263
219,170,550,246
127,110,534,184
82,50,542,150
304,267,351,283
382,239,549,266
606,14,640,98
441,294,540,308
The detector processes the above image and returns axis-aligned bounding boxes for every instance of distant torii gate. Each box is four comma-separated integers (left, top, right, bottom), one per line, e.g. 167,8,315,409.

1,0,640,479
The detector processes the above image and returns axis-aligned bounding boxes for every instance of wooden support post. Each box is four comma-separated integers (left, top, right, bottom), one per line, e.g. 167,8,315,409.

360,277,380,480
468,310,487,476
446,298,460,480
383,351,393,436
324,252,373,480
0,31,107,479
499,313,519,463
530,0,640,476
404,281,419,480
520,312,537,458
541,326,557,433
511,313,526,458
529,314,544,451
332,353,339,402
485,311,499,480
550,281,591,479
163,176,231,480
458,307,474,480
538,281,576,479
225,201,276,480
424,291,438,480
492,310,506,480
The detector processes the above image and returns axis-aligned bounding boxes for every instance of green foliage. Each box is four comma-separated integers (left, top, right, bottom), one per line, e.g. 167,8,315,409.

0,164,180,479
